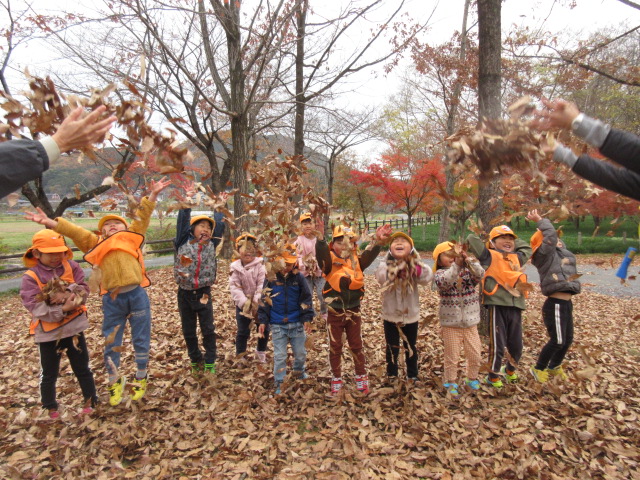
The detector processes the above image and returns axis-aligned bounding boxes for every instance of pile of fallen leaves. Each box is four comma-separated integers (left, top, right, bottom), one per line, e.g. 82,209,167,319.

1,258,639,479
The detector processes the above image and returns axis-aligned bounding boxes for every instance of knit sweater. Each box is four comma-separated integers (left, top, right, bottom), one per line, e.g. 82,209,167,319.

55,197,155,292
434,260,484,328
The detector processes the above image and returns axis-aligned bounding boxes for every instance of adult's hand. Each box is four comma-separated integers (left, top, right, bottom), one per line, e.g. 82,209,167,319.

532,98,580,131
51,106,117,153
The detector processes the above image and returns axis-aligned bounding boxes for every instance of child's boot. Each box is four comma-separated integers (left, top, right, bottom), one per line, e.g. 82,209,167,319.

204,363,217,374
529,366,549,383
500,366,519,384
547,365,568,381
131,376,148,401
330,377,343,396
255,350,267,363
274,381,282,395
355,374,370,395
190,361,203,374
108,377,126,406
483,374,504,389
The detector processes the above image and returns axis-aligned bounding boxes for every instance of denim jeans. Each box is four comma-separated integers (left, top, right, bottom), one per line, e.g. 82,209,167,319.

271,322,307,383
102,286,151,378
305,275,327,315
178,287,217,364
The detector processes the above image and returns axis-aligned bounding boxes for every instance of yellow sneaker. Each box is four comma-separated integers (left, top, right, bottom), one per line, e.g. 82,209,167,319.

547,365,568,381
529,366,549,383
108,377,126,406
131,376,148,401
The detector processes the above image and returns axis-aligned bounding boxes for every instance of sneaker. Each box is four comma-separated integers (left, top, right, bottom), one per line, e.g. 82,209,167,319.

464,378,481,390
484,375,504,389
108,377,126,406
274,381,282,395
355,374,370,395
500,366,519,384
294,371,308,380
190,361,203,374
330,377,343,396
131,376,147,402
255,350,267,363
48,409,60,419
547,365,568,381
81,406,94,415
204,363,217,374
530,366,549,383
444,382,460,397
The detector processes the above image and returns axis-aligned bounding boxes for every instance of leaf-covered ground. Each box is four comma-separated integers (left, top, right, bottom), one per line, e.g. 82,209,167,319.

1,259,639,479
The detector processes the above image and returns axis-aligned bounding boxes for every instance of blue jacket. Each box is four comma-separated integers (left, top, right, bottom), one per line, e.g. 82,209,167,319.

258,271,314,325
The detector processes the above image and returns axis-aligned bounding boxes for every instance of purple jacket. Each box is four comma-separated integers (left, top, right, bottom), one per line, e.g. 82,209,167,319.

20,260,90,343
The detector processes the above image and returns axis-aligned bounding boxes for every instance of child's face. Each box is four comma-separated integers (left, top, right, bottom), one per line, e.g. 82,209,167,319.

331,237,351,257
493,234,515,252
301,219,314,237
282,262,296,275
102,219,127,238
193,220,212,242
390,237,412,259
438,252,455,269
239,242,257,265
33,250,65,268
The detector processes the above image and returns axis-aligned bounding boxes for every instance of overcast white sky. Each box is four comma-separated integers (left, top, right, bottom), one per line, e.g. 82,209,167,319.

3,0,639,159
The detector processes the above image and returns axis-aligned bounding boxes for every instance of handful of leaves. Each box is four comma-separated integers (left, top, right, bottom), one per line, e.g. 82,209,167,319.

35,278,83,309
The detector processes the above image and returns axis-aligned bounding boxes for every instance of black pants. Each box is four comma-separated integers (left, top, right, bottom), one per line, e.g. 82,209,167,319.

487,305,523,375
235,307,269,354
38,333,97,410
383,320,419,378
536,298,574,370
177,287,217,364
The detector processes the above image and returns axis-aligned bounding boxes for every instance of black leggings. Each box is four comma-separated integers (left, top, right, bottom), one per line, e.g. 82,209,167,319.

38,333,97,410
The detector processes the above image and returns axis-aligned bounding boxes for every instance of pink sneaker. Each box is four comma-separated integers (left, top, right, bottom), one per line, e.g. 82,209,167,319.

355,374,370,395
48,409,59,419
255,350,267,363
330,377,343,396
81,407,94,415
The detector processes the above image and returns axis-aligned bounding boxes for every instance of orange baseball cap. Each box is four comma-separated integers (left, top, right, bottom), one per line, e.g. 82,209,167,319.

299,212,312,222
489,225,517,241
23,229,73,267
276,244,298,264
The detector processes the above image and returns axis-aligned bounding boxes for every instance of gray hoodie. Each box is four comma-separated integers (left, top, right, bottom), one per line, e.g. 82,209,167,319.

531,219,581,297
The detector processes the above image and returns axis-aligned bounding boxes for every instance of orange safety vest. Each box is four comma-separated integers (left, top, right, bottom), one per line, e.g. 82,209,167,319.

323,251,365,294
25,260,87,335
482,249,527,297
83,231,150,294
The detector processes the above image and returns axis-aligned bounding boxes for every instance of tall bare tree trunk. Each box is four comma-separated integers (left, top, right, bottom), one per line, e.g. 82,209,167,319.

439,0,471,242
293,0,308,158
476,0,503,230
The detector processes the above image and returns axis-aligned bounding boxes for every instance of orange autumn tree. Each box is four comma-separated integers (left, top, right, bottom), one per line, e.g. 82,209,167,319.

350,147,444,235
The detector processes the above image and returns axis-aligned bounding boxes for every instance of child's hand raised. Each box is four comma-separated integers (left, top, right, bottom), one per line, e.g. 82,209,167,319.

315,216,325,240
148,176,171,202
375,224,393,244
24,207,58,229
526,209,542,223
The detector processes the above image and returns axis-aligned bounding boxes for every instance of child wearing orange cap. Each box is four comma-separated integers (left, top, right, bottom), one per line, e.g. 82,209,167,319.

375,231,431,381
294,212,328,321
258,245,314,394
467,225,532,388
316,221,392,396
433,242,485,397
229,233,268,362
20,230,97,418
526,209,580,383
174,209,219,374
25,177,170,406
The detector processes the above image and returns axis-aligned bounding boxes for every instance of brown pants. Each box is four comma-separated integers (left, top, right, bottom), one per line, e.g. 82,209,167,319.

326,307,366,377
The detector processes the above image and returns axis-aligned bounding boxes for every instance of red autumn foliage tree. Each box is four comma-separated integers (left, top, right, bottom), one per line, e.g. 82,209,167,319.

350,148,444,235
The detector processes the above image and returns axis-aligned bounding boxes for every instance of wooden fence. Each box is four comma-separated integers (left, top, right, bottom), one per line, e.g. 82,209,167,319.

0,215,441,275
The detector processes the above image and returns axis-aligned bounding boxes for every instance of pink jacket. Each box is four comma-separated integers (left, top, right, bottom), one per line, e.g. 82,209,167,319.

294,234,322,277
229,257,266,309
